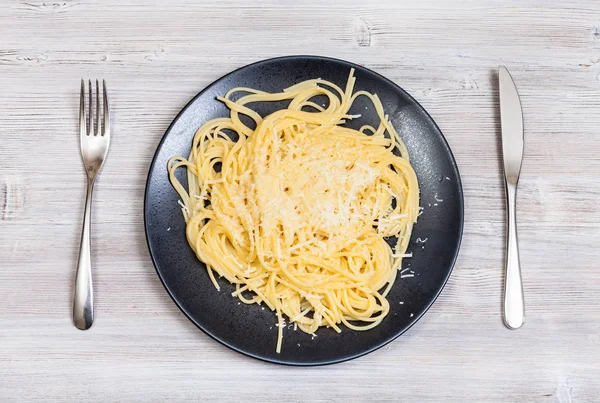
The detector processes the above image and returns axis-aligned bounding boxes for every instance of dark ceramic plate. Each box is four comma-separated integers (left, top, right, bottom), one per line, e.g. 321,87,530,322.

144,56,463,366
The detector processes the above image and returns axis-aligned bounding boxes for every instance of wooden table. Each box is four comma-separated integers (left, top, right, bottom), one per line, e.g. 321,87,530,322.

1,1,599,401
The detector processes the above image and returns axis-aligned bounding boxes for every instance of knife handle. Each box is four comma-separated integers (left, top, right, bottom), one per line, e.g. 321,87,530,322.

504,179,525,329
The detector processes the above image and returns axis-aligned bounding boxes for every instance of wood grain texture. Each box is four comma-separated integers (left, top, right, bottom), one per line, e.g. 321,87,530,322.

1,0,599,401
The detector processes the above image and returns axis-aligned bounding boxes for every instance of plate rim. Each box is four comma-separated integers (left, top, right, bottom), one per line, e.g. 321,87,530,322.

144,55,465,366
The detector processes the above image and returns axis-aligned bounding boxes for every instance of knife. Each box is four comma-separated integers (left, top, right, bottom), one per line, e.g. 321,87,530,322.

498,66,525,329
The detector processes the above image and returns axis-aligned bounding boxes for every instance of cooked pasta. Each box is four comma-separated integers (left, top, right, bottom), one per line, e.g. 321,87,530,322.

168,69,419,353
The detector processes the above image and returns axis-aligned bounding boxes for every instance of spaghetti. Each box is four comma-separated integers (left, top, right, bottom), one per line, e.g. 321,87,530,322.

168,69,419,353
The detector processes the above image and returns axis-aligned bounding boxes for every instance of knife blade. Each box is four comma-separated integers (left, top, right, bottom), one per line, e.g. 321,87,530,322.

498,66,525,329
499,66,524,183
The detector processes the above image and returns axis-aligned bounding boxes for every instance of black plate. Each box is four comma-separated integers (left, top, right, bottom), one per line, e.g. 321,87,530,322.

144,56,464,366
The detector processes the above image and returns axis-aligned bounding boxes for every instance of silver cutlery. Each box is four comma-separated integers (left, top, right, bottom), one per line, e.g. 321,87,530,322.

73,79,110,330
498,66,525,329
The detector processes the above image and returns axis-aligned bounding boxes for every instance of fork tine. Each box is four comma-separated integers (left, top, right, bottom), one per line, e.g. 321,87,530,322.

102,80,110,137
95,80,100,136
80,79,87,137
88,80,94,136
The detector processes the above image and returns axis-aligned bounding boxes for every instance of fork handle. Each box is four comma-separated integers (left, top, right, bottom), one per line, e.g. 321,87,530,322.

73,181,95,330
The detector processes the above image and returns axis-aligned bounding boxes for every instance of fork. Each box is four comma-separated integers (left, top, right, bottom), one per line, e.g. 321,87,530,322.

73,79,110,330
